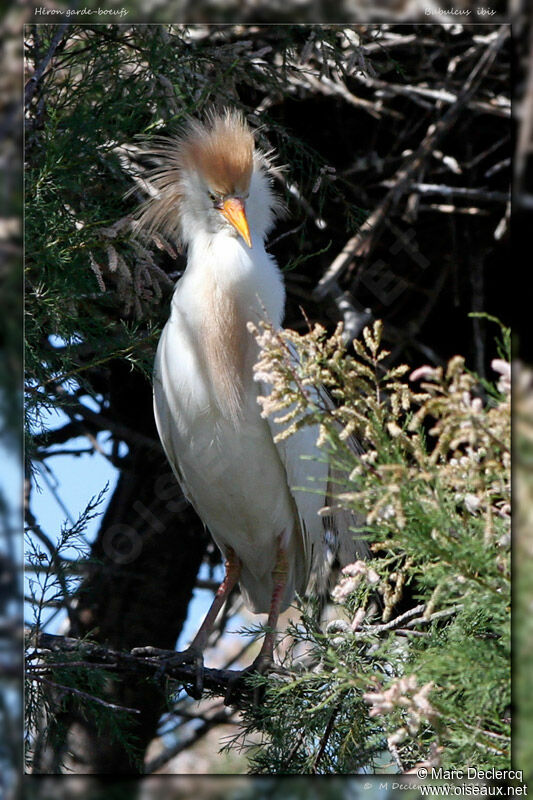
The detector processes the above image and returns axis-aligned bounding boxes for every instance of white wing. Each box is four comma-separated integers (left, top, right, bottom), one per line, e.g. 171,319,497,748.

261,388,330,592
259,349,369,596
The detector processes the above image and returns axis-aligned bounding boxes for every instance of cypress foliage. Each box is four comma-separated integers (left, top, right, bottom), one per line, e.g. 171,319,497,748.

25,24,510,774
231,319,510,773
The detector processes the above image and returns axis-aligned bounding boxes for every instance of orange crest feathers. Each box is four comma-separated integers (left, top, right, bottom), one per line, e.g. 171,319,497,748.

184,110,254,196
132,110,255,243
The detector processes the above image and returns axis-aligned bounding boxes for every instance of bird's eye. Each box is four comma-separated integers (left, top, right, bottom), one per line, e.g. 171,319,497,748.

208,191,222,207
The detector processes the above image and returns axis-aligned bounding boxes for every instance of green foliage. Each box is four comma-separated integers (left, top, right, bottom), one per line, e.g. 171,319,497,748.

25,487,105,637
25,646,142,772
25,23,511,775
237,320,511,773
23,487,144,770
25,21,389,775
25,23,378,439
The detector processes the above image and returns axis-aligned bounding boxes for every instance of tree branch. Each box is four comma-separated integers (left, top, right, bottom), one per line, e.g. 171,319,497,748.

25,23,69,108
28,631,262,708
313,25,510,301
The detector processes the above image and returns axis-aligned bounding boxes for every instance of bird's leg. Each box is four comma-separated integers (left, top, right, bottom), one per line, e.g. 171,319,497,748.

133,548,241,699
253,539,288,671
225,537,288,706
188,547,242,653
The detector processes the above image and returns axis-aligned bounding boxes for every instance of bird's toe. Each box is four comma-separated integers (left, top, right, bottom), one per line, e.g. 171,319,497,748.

131,645,205,699
224,654,283,707
181,646,205,699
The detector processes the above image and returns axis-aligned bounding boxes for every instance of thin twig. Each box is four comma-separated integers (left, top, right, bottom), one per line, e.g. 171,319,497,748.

351,603,463,639
29,383,160,451
351,73,510,118
144,707,236,774
378,182,509,204
27,661,118,672
24,515,81,635
29,673,140,715
298,71,398,119
418,204,489,215
311,702,341,773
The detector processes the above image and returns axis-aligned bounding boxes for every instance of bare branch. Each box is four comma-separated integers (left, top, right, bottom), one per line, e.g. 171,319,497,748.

313,26,510,301
25,24,69,108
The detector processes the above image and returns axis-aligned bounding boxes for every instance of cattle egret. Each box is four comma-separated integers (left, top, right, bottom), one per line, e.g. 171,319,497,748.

133,110,366,700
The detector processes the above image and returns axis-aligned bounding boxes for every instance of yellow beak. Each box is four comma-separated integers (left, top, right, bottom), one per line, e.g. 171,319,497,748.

220,197,252,248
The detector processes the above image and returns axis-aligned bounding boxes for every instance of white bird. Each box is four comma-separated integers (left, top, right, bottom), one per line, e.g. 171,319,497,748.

134,110,365,699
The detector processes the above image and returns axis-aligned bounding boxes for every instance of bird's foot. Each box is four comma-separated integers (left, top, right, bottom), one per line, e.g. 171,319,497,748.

131,645,205,700
224,654,286,707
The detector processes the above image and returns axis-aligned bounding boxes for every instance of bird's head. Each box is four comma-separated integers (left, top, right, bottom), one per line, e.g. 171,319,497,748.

133,110,280,250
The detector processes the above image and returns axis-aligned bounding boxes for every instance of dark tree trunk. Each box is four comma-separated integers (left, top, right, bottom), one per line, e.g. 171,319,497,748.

34,366,209,774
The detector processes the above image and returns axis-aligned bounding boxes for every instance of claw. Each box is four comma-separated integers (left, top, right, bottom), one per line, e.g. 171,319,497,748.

131,645,205,699
181,646,205,699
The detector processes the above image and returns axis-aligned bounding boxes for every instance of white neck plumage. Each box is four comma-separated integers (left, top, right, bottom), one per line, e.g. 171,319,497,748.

173,200,285,426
